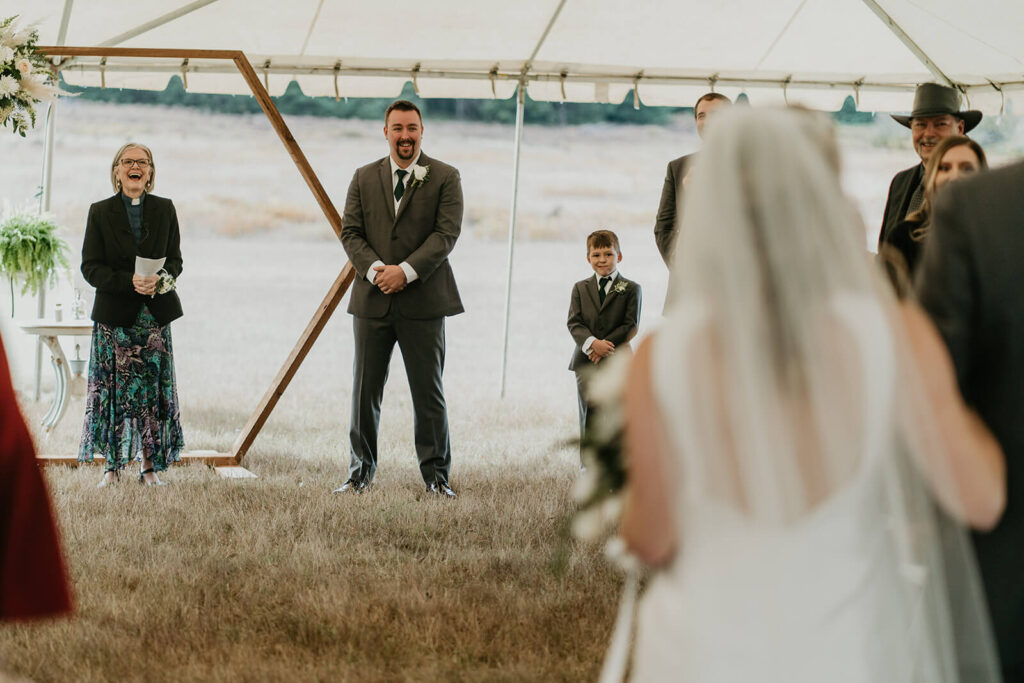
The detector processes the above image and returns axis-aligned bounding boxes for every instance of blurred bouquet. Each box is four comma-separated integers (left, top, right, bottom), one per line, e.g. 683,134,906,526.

571,352,639,570
1,16,66,137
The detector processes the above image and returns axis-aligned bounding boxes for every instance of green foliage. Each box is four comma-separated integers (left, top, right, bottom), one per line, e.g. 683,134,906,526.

833,96,875,125
0,15,58,137
64,76,673,126
0,212,71,312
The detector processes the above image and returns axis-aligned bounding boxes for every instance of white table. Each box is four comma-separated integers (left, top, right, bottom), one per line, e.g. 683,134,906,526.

17,320,93,432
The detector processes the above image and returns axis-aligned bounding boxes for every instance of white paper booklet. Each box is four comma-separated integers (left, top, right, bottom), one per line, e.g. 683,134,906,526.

135,256,165,276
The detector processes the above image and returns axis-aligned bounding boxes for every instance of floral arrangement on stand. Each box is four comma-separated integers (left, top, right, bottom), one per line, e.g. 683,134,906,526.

1,15,64,137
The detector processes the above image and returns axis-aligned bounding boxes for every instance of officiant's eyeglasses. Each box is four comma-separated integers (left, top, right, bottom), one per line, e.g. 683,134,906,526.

120,159,150,168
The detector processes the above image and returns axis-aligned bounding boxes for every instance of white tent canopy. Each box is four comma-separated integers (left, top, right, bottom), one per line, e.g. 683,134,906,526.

5,0,1024,113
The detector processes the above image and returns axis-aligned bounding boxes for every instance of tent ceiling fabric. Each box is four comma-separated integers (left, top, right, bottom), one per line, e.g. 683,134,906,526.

6,0,1023,112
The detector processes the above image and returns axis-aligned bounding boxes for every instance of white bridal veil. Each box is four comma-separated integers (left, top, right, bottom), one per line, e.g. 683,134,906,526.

644,107,999,681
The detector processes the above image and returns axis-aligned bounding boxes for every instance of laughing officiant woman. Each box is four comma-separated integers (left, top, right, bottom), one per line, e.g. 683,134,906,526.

79,143,184,488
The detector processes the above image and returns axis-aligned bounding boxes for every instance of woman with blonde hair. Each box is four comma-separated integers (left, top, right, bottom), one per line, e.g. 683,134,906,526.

79,143,184,487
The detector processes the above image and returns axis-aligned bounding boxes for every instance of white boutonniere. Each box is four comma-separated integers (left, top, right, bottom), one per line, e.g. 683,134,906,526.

612,280,628,294
409,163,430,189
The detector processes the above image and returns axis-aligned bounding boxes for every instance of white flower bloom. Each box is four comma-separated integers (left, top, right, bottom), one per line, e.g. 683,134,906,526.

0,45,14,63
16,58,31,75
12,28,35,46
571,508,606,542
571,465,601,503
0,74,18,99
412,164,428,181
19,74,57,103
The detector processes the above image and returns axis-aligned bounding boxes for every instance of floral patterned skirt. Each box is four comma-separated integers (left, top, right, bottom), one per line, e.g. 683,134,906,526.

78,307,184,472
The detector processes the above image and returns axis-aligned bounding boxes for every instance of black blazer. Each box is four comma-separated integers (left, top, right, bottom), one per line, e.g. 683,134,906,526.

654,154,694,265
878,163,923,248
567,274,641,371
340,152,464,320
81,194,183,327
917,161,1024,670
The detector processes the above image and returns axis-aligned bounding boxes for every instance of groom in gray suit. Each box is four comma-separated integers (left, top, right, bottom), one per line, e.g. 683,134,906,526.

336,100,464,498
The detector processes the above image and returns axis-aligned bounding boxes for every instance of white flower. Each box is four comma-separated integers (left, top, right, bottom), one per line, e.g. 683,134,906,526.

613,279,628,294
12,28,35,46
0,45,14,63
19,74,57,103
0,74,18,98
16,58,31,75
571,465,601,503
410,163,430,187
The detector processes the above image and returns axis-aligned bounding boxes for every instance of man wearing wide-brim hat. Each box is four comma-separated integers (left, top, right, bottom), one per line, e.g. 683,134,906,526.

877,82,982,250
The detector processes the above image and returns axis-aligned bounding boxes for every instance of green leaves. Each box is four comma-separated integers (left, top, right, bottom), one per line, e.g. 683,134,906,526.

0,211,71,299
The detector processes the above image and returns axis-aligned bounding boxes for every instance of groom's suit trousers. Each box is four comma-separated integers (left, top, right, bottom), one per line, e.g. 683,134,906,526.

349,311,451,486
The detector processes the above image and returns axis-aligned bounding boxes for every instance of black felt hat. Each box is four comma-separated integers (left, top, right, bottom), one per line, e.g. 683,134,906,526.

891,83,982,132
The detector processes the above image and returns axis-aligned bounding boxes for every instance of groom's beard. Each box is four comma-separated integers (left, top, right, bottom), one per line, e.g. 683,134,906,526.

396,139,416,160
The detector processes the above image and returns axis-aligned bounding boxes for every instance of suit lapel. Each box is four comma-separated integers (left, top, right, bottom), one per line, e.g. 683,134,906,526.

108,195,137,257
378,158,396,222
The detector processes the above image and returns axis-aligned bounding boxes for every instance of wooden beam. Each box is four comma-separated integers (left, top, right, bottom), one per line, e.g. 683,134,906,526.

38,46,241,60
39,45,357,467
230,264,354,463
232,53,344,238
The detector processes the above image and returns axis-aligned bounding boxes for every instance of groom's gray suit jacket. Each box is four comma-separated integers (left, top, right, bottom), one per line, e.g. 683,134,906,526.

341,152,464,319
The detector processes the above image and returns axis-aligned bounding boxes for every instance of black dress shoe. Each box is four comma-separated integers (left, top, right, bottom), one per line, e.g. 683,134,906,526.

333,478,369,494
426,481,457,499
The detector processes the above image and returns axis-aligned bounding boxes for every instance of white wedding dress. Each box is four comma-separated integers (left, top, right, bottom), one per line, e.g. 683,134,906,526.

631,295,941,683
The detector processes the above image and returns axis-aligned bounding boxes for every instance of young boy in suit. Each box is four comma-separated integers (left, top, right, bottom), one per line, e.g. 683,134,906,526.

567,229,642,445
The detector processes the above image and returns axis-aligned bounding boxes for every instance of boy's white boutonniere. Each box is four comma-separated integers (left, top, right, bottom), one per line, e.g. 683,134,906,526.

155,269,176,296
612,279,628,295
409,163,430,189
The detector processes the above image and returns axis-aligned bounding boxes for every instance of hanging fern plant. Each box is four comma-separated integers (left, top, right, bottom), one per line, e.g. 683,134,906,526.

0,211,70,315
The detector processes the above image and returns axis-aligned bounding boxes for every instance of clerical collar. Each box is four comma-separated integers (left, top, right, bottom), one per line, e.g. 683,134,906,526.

121,191,146,207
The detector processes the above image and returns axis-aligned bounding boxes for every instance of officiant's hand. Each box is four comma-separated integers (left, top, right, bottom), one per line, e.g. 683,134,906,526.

373,265,407,294
133,274,158,296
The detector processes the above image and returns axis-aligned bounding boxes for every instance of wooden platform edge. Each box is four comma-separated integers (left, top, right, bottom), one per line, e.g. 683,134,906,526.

36,451,237,467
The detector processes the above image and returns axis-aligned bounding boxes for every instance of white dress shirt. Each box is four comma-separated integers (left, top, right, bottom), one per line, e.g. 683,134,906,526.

582,270,618,354
367,152,422,285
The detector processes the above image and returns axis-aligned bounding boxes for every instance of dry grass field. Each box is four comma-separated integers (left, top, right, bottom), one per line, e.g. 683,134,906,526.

1,101,1021,681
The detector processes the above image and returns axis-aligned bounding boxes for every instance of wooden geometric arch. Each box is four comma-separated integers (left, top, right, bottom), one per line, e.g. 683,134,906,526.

37,47,355,472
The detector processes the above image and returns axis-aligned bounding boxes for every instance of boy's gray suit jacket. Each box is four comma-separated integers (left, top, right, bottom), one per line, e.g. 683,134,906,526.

566,275,641,371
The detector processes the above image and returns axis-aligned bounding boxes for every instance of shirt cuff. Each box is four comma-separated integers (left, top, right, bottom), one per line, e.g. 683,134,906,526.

582,336,597,354
399,261,418,284
367,260,385,283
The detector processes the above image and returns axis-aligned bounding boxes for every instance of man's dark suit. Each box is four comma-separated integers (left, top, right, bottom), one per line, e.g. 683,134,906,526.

80,194,183,327
340,152,463,486
917,161,1024,681
878,163,923,249
654,154,693,265
567,274,641,436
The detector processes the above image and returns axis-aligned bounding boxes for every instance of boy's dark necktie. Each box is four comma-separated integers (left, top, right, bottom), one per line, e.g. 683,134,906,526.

395,169,408,201
599,277,609,304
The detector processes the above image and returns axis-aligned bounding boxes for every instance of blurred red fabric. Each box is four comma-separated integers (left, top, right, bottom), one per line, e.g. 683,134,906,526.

0,333,73,620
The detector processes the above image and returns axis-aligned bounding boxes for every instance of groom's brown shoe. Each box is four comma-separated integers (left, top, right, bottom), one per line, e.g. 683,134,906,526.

333,478,369,494
426,481,457,499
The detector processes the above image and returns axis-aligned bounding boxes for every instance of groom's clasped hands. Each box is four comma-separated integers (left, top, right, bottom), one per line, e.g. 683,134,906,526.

373,264,407,294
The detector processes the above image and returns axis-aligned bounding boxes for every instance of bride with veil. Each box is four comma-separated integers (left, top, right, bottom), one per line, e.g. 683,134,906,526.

618,107,1005,681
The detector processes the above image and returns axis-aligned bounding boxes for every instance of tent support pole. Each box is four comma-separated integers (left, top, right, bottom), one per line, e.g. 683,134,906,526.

499,83,526,398
860,0,954,86
33,101,59,401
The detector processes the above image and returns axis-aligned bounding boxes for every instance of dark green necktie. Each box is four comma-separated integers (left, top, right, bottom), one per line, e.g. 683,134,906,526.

599,277,610,304
394,169,408,201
